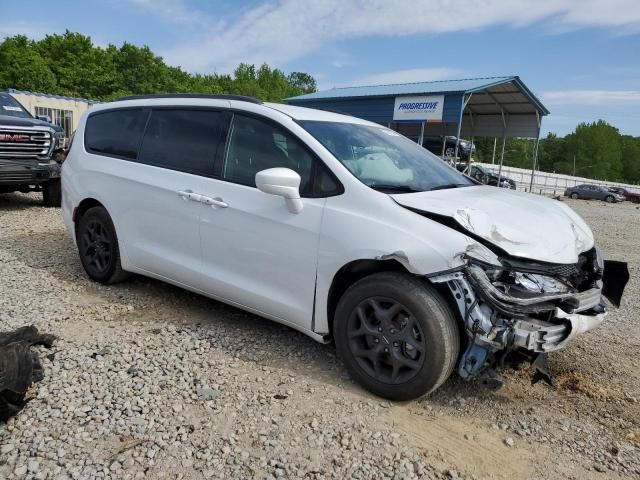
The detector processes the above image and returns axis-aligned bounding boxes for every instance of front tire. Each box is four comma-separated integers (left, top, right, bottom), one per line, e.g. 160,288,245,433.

76,206,129,284
570,192,579,199
605,195,615,203
334,272,459,401
42,179,61,207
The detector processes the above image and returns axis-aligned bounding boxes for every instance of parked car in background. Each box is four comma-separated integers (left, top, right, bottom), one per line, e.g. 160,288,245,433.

564,184,624,203
456,163,516,189
62,94,626,400
422,136,475,160
608,186,640,204
0,92,65,206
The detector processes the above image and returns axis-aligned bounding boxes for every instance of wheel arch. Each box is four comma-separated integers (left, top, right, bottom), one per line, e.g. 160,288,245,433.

73,198,107,242
326,258,412,339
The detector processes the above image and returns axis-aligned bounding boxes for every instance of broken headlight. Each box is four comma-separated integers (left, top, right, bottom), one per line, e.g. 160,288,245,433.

511,272,572,294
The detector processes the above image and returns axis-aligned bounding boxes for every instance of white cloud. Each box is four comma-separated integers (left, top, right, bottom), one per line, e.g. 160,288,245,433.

126,0,211,26
158,0,640,73
542,90,640,105
348,68,463,87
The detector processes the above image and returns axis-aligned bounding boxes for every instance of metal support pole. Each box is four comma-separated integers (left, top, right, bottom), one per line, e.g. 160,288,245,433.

418,121,425,146
441,122,447,157
454,94,472,161
497,135,506,180
491,137,497,165
528,113,542,192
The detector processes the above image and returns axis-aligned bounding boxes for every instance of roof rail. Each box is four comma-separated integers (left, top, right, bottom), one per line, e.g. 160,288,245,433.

116,93,263,104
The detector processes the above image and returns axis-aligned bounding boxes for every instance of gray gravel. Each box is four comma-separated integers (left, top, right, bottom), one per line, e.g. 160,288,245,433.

0,192,638,479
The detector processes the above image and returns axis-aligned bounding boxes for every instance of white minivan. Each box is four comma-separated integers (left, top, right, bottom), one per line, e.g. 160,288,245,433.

62,94,626,400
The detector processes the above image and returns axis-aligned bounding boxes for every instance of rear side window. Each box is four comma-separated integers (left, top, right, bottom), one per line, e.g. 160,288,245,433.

137,109,231,176
85,109,148,160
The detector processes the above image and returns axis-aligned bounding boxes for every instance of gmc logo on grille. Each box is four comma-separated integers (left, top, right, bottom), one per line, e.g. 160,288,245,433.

0,133,31,142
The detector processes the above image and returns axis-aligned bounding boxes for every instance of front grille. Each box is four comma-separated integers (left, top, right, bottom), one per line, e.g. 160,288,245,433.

0,171,46,183
0,128,52,161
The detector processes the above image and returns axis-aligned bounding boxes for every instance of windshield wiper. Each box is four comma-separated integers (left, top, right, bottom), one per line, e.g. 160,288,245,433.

368,184,422,193
426,183,469,191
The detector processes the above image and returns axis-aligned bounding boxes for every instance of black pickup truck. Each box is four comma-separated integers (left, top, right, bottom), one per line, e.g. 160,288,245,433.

0,92,64,206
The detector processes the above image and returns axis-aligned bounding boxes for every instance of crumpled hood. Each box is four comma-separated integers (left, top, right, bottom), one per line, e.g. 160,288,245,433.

391,185,594,264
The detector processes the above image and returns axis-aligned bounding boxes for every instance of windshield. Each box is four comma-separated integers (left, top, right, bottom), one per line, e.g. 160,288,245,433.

299,120,473,192
0,93,32,119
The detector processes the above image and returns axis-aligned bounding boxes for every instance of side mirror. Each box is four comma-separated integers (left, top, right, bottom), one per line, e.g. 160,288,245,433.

36,114,52,123
255,168,303,213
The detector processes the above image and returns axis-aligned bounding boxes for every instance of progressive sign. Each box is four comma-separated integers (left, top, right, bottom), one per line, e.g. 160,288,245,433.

393,95,444,122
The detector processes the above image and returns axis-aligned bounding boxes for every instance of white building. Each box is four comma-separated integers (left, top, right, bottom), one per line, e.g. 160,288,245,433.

6,88,97,139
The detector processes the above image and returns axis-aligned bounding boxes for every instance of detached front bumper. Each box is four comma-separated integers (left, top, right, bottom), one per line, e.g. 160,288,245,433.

512,307,606,353
431,254,627,380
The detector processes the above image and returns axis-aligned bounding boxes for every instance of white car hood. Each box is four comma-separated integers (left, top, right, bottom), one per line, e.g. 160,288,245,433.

391,186,594,264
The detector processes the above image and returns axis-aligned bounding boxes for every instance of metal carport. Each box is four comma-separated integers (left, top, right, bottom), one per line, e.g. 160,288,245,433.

285,76,550,189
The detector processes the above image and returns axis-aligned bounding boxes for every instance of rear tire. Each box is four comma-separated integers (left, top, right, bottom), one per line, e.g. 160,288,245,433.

334,272,459,401
42,179,61,207
570,192,579,199
76,206,130,284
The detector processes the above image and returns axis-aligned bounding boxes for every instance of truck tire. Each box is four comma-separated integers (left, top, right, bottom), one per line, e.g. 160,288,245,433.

42,179,61,207
76,206,130,284
334,272,459,400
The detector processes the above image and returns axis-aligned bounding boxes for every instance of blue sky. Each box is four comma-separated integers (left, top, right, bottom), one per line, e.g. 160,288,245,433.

2,0,639,136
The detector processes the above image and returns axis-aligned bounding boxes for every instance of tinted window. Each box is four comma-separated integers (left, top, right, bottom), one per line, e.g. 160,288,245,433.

0,93,31,119
85,109,148,160
138,109,230,176
223,114,339,196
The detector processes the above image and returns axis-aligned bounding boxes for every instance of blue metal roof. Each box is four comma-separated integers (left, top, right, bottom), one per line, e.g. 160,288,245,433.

286,76,515,101
286,75,549,117
5,88,98,104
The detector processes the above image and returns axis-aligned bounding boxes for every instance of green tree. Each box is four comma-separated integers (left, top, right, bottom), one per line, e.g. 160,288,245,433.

565,120,623,181
0,35,57,92
620,136,640,183
0,32,316,103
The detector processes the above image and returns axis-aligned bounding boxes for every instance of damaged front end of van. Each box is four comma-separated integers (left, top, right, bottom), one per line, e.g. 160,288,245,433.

391,190,629,386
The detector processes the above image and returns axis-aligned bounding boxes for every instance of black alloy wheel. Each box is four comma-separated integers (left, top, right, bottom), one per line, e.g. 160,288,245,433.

347,297,425,384
77,207,129,284
334,272,459,400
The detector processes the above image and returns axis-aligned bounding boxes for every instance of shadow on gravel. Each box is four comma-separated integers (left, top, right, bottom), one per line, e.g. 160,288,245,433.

0,192,44,211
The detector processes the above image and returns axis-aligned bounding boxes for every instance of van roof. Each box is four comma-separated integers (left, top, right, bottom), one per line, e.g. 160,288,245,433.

97,95,379,127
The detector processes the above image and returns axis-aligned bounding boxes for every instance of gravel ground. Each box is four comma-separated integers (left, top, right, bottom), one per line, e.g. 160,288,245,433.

0,192,638,480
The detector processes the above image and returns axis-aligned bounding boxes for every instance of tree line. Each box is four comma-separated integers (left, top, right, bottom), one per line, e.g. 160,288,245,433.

474,120,640,184
1,31,638,184
0,31,316,102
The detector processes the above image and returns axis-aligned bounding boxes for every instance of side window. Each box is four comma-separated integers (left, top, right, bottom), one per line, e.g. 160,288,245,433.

222,114,340,197
138,109,230,176
84,109,148,159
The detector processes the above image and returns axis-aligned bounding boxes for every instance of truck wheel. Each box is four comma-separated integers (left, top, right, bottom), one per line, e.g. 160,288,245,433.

444,147,455,158
334,272,459,401
42,179,61,207
76,206,130,284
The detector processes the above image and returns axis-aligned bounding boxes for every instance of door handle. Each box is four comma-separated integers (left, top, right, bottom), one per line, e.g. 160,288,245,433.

202,196,228,208
177,190,202,202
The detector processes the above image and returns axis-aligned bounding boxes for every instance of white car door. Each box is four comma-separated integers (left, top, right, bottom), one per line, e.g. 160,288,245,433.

197,113,342,330
111,107,231,288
